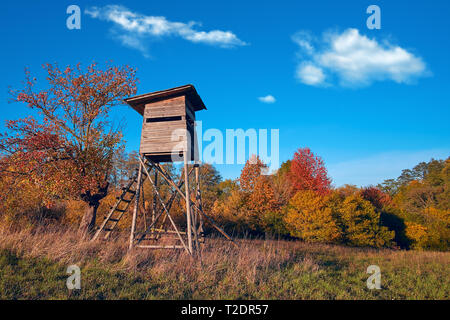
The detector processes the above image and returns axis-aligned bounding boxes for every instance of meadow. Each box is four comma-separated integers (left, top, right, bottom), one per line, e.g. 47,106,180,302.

0,225,448,300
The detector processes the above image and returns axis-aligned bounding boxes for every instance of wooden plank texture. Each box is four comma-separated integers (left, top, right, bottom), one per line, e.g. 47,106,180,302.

139,94,199,158
144,96,186,118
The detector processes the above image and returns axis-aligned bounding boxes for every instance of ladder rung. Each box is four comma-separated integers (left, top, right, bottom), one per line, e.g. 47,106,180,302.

104,228,113,232
115,209,126,213
136,245,184,249
108,218,119,222
147,237,182,241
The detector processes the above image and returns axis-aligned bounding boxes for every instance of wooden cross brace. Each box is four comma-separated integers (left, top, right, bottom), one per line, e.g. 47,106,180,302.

146,158,237,248
129,155,238,255
135,166,193,245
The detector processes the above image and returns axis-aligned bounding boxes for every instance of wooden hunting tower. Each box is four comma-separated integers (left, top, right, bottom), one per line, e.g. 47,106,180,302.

124,84,206,163
91,84,235,256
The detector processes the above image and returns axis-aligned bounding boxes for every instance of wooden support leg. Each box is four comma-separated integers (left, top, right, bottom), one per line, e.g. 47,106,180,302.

129,162,143,250
184,152,193,255
141,178,147,231
152,169,158,232
195,164,204,237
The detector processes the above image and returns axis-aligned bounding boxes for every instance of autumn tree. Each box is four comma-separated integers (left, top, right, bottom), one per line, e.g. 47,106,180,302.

189,163,222,212
239,155,267,192
359,186,392,210
240,156,281,231
378,158,448,196
272,160,294,206
173,163,223,229
338,194,394,247
288,148,331,195
285,190,340,242
248,175,281,231
216,179,239,201
404,222,431,250
212,156,283,235
110,150,140,187
439,159,450,210
211,187,250,234
0,168,51,226
0,63,137,237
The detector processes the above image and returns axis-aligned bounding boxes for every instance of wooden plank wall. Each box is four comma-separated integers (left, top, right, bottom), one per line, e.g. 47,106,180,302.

140,95,192,156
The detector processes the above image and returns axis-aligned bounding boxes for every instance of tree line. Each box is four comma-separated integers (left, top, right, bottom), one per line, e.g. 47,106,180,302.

211,151,449,251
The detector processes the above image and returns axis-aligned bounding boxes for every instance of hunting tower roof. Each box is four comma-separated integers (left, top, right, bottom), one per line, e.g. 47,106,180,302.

124,84,206,115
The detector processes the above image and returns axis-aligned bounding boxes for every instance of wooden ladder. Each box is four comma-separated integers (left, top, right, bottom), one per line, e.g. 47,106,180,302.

91,166,148,241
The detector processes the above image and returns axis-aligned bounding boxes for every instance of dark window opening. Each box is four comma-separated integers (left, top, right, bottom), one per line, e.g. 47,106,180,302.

146,116,182,123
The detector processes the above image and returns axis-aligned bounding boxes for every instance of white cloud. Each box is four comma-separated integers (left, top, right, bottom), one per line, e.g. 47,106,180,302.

258,95,276,104
328,149,449,187
293,28,429,87
296,62,326,86
85,5,247,56
115,33,150,58
292,31,314,55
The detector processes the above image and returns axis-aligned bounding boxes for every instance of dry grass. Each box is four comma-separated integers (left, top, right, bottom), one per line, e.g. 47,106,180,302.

0,225,449,299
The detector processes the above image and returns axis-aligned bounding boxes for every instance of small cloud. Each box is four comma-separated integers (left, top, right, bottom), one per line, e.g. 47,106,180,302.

292,31,315,55
85,5,247,56
115,33,150,58
292,28,429,87
258,95,276,104
296,62,326,86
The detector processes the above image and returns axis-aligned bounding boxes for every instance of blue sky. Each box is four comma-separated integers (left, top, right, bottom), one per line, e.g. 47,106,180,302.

1,0,449,186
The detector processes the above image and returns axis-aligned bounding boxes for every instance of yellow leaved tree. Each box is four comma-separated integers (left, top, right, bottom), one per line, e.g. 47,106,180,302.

285,190,341,243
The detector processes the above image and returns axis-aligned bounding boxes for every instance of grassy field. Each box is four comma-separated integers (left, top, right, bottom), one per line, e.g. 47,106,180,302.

0,226,448,300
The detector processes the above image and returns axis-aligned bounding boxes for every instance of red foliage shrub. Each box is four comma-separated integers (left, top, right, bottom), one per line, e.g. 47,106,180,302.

360,186,392,210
